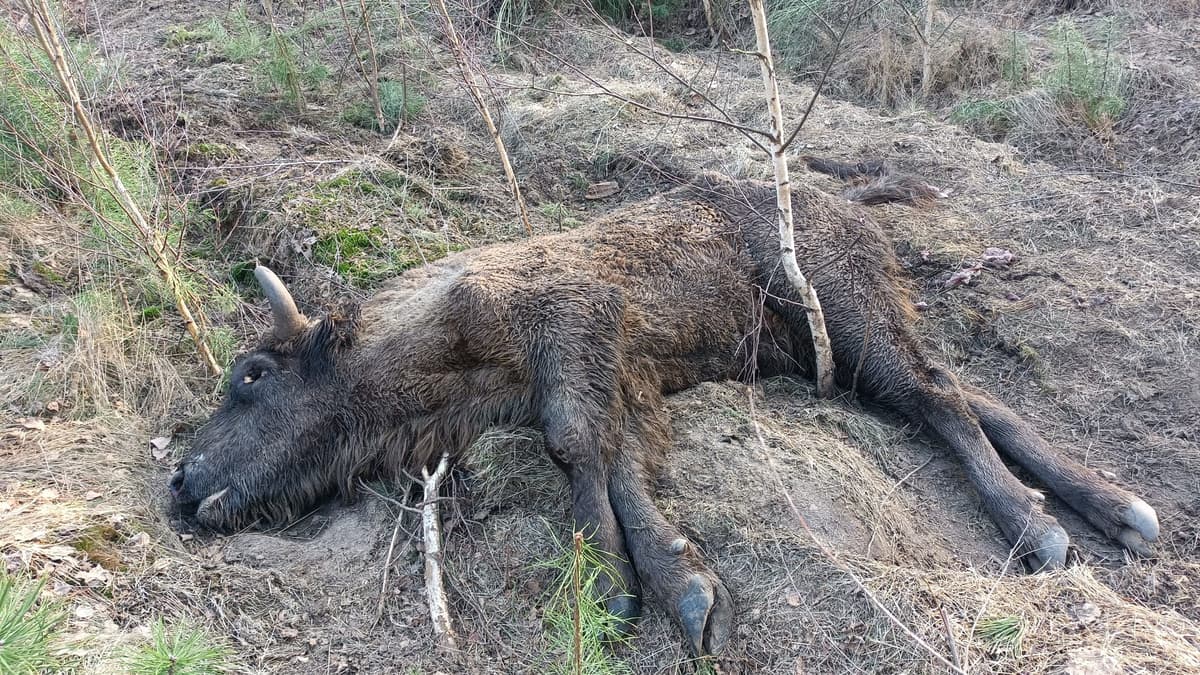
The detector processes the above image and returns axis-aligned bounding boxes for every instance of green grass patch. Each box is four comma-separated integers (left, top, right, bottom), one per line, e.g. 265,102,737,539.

343,80,426,132
537,529,633,675
1045,18,1127,128
122,618,228,675
537,202,582,230
296,167,468,287
204,7,265,64
950,99,1016,137
165,25,216,47
0,573,65,674
975,615,1026,656
202,4,333,111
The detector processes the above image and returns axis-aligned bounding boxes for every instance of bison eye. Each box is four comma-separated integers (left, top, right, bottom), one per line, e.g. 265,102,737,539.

241,364,268,386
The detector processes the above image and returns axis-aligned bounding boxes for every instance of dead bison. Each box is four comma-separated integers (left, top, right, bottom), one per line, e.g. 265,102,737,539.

170,173,1158,655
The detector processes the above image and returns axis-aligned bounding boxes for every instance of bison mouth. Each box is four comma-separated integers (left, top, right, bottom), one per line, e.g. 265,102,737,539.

168,482,247,534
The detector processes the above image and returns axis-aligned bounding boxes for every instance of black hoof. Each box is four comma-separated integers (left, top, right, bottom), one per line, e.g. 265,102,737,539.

677,573,734,656
605,593,641,637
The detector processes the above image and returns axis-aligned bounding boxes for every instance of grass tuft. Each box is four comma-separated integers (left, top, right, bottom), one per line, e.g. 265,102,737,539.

0,573,65,675
950,98,1016,138
344,80,425,132
122,619,228,675
975,615,1026,656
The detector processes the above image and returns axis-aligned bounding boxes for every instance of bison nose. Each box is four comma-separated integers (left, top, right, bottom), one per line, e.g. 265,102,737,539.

169,468,186,499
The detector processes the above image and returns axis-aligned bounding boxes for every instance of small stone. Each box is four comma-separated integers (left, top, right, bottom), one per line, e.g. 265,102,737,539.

585,181,620,200
1069,602,1101,626
1063,647,1120,675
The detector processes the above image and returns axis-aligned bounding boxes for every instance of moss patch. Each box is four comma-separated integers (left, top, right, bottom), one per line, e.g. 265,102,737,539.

292,167,469,287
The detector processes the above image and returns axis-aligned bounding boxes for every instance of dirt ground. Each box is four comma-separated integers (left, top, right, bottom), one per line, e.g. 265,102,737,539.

2,1,1199,673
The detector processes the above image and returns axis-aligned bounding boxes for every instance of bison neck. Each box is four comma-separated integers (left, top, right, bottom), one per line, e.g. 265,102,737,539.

342,322,535,481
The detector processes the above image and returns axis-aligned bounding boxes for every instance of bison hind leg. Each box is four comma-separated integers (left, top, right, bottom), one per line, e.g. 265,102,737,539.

962,384,1160,555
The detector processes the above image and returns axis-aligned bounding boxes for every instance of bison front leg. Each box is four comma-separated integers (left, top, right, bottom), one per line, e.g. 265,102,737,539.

526,293,643,632
540,394,643,632
607,402,734,656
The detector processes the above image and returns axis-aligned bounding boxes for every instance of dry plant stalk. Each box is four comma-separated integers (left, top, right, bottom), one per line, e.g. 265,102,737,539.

26,0,223,378
421,452,456,647
337,0,386,132
428,0,532,235
571,531,584,675
747,0,836,398
921,0,936,99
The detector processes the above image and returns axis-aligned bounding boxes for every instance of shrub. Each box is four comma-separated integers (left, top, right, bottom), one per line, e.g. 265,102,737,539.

345,80,426,132
538,530,632,675
122,619,228,675
1045,19,1127,128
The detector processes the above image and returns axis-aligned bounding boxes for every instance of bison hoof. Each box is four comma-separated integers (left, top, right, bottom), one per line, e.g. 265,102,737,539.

1023,520,1070,572
605,593,641,637
1115,498,1159,557
677,573,734,656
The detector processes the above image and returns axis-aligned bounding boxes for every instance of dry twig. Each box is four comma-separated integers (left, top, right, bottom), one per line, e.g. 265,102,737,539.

428,0,532,235
26,0,222,377
421,452,456,647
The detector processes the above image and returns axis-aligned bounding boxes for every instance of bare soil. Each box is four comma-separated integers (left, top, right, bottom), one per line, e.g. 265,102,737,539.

2,1,1198,674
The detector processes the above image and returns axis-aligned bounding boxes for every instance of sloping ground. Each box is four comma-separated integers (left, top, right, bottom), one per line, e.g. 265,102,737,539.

1,1,1198,674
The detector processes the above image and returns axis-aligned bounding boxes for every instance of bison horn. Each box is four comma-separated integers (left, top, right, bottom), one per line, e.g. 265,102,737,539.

254,264,308,341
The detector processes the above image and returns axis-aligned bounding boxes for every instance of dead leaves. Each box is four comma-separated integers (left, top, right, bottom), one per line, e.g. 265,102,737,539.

149,435,172,461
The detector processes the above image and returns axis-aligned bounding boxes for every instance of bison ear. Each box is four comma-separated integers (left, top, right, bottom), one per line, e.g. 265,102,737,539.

254,264,309,342
290,303,360,365
324,303,361,350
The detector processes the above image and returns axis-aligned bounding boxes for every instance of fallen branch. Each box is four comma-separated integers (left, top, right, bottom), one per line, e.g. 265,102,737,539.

428,0,532,235
747,0,837,398
421,452,456,647
26,0,222,377
374,484,417,627
940,605,963,670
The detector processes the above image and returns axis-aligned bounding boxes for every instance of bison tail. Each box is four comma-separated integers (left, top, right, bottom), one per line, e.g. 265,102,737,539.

844,174,947,206
801,155,944,206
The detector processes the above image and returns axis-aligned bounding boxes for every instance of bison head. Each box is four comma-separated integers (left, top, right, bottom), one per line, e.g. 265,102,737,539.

169,266,359,531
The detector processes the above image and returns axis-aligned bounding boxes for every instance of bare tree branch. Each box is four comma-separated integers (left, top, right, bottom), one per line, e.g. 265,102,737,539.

421,452,456,647
26,0,222,377
429,0,532,235
780,0,871,153
748,0,837,398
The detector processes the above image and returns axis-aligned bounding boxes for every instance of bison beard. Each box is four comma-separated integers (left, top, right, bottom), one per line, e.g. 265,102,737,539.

170,173,1159,656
